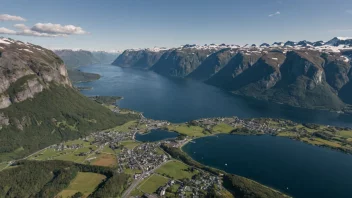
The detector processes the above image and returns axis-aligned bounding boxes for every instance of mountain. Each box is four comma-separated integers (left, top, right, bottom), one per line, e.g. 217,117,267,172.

0,38,137,161
187,48,238,81
112,48,167,69
54,49,120,69
151,47,216,77
112,37,352,111
325,37,352,47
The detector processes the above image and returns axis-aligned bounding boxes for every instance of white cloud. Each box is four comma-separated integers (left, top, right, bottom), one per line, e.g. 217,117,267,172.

31,23,87,35
0,27,16,34
0,23,86,37
14,24,28,30
346,10,352,14
0,14,26,21
269,11,280,17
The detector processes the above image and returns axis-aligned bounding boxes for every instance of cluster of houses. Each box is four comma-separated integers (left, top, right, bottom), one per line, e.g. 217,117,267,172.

50,142,85,152
91,130,134,146
190,116,295,135
139,118,170,131
153,171,223,198
117,142,169,174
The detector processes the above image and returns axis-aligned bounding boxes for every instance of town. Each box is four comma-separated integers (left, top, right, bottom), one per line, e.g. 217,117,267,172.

7,113,352,198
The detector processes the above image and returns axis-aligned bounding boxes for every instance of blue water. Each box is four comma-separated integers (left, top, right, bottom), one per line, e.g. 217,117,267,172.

77,64,352,127
135,129,178,142
76,64,352,197
183,135,352,198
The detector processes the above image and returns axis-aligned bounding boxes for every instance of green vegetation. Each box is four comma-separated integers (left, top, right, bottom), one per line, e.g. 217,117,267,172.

0,163,8,171
89,96,122,105
110,120,138,132
57,172,106,197
120,140,141,150
261,118,352,153
167,124,206,137
130,188,144,197
27,139,97,163
101,145,115,154
161,144,288,198
156,160,198,180
223,174,288,198
0,85,138,161
0,160,130,198
138,174,169,194
68,69,100,83
212,123,234,133
124,168,143,175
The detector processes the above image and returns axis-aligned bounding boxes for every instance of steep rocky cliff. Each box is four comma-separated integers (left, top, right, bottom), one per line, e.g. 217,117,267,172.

151,48,215,77
205,51,263,88
188,48,238,81
0,38,71,109
112,49,165,69
111,38,352,111
0,38,136,161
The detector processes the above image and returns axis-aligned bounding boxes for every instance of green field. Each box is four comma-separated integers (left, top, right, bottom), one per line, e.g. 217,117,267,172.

110,120,138,132
138,174,169,194
57,172,106,197
156,160,198,180
212,123,234,133
28,143,98,164
0,163,8,171
28,148,59,160
277,132,298,137
101,145,115,154
337,130,352,138
64,139,93,147
167,124,206,137
155,147,165,155
130,188,144,197
120,140,141,150
124,168,143,175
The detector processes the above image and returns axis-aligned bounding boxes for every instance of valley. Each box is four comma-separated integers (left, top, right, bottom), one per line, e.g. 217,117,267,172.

1,37,352,198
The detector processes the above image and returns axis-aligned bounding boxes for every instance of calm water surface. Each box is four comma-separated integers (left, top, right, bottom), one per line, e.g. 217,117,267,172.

183,135,352,198
135,129,178,142
77,64,352,127
76,64,352,198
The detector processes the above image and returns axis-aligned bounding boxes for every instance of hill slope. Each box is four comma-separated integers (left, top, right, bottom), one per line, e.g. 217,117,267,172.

0,38,137,161
54,49,119,69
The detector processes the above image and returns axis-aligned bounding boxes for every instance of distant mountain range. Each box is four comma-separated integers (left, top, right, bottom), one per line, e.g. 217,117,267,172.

54,49,120,69
112,37,352,112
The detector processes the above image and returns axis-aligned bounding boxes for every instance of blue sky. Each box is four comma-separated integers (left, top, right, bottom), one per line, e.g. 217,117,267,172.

1,0,352,51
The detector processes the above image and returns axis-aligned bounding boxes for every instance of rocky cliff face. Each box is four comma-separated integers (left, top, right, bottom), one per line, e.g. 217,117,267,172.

205,51,263,88
151,48,215,77
111,38,352,111
0,38,71,110
112,49,165,69
0,38,137,161
188,48,238,81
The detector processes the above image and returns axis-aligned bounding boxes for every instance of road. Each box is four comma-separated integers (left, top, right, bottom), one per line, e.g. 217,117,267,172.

122,160,170,198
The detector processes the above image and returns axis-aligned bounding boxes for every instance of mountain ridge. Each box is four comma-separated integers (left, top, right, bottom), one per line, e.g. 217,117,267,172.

54,49,120,69
112,37,352,112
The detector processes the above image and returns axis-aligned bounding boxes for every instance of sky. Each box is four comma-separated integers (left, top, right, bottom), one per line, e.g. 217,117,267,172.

0,0,352,51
